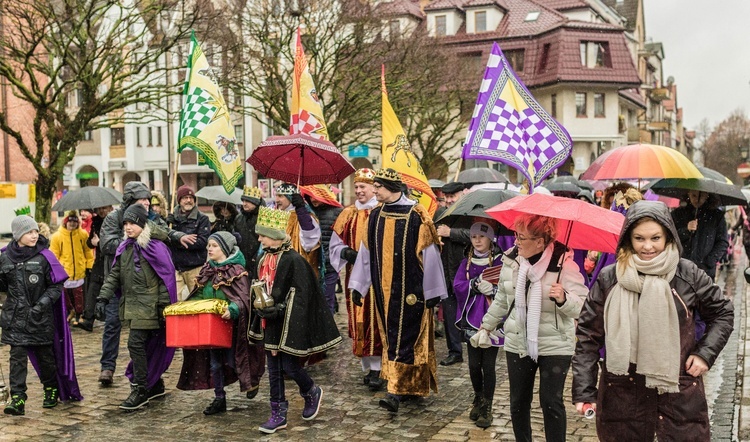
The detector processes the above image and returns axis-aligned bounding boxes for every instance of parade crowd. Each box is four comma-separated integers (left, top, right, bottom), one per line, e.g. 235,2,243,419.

0,168,738,441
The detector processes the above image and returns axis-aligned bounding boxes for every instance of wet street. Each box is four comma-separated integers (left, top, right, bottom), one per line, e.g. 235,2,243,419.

0,255,745,441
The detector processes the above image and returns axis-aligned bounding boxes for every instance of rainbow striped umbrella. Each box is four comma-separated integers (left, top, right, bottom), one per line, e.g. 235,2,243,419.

581,144,703,181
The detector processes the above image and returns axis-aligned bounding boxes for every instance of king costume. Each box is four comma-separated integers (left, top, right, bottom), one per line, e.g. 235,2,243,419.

349,169,447,406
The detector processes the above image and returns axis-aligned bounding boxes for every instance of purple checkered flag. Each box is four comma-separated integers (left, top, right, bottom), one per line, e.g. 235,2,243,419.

462,43,572,191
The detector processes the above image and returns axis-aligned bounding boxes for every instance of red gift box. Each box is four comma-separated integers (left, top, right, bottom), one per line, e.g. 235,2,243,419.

166,313,233,349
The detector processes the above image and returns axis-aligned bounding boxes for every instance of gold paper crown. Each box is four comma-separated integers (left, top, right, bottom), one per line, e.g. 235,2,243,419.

243,186,263,200
354,168,375,184
257,206,290,232
375,168,401,182
14,206,31,217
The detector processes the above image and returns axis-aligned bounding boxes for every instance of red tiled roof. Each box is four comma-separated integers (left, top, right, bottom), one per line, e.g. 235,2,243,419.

618,88,647,108
464,0,509,9
538,0,589,11
601,0,639,32
376,0,425,19
424,0,466,11
663,84,676,111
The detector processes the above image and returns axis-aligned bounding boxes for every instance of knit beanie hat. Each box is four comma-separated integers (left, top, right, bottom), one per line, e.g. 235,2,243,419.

209,231,238,258
470,222,495,241
177,185,196,202
11,215,39,241
123,203,148,228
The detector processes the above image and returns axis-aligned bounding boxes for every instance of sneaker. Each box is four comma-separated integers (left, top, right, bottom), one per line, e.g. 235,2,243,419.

4,395,25,415
99,369,114,386
259,401,288,434
301,385,323,420
120,385,149,411
147,379,166,400
43,387,59,408
203,397,227,415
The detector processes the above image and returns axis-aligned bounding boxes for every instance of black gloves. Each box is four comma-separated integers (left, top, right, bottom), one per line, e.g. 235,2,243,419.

425,297,441,309
341,247,358,265
30,303,45,320
95,300,108,322
157,306,166,327
257,303,286,319
351,290,363,307
290,193,305,209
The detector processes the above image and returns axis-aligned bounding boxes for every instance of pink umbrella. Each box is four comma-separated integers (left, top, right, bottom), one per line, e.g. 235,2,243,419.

486,193,625,253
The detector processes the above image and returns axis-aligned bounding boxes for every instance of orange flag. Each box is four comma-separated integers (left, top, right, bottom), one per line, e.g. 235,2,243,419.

290,28,329,140
381,65,438,216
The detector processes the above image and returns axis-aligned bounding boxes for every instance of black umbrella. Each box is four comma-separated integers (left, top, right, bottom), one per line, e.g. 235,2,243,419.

546,175,594,190
435,189,518,231
646,165,745,207
543,181,582,195
457,168,509,185
52,186,123,212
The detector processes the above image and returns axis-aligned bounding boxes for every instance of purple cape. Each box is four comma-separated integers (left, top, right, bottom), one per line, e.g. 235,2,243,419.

453,254,504,347
114,237,178,389
29,249,83,402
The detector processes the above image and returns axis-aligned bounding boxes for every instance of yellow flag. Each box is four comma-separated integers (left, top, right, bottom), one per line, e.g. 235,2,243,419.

178,32,243,193
290,28,329,140
381,66,437,215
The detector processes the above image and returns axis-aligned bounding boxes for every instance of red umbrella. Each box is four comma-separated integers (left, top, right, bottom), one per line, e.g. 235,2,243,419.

247,134,355,185
486,193,625,253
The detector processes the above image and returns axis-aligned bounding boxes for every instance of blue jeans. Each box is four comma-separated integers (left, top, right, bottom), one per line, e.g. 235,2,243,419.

100,300,121,371
442,294,463,357
210,348,234,398
266,351,314,403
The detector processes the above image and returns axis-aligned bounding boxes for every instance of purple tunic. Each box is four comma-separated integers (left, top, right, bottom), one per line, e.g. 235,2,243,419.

453,253,504,347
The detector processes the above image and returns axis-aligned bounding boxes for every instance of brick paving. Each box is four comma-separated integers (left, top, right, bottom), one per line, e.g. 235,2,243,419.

0,259,744,441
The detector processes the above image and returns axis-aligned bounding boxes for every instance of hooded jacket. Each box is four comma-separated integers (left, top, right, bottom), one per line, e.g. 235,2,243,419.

50,224,94,280
167,205,210,271
671,199,728,276
572,200,734,442
211,201,238,234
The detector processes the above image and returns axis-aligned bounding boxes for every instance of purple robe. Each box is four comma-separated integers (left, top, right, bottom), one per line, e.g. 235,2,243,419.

453,253,504,347
113,237,178,389
28,249,83,402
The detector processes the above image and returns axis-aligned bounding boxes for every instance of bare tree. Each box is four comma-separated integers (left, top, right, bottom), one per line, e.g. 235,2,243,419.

224,0,471,178
692,117,713,165
0,0,213,222
703,109,750,183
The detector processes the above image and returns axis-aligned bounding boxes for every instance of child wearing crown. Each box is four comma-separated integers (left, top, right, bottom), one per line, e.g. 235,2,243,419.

248,206,341,434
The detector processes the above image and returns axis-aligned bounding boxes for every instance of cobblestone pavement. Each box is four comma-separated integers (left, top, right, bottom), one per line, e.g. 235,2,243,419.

0,258,744,441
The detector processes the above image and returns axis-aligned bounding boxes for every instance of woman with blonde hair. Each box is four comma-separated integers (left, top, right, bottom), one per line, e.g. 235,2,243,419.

481,214,587,441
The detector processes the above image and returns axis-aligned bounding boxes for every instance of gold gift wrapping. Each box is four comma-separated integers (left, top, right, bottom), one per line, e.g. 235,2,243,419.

163,299,229,317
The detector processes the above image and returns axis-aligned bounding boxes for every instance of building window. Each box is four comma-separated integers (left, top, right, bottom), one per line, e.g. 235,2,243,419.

475,11,487,32
136,127,141,146
525,11,540,22
83,130,93,141
505,49,525,72
148,127,153,146
234,124,244,144
594,93,605,117
111,127,125,145
435,15,447,36
538,43,550,73
580,41,612,68
76,89,85,108
575,93,587,117
551,94,557,119
157,126,163,146
389,19,400,38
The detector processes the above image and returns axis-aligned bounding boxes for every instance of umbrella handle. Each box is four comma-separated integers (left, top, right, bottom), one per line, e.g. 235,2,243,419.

554,221,574,285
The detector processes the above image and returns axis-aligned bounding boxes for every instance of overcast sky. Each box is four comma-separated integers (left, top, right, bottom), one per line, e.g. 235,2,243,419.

644,0,750,130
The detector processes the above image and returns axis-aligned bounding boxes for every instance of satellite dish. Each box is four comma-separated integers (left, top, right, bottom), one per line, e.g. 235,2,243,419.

667,76,675,86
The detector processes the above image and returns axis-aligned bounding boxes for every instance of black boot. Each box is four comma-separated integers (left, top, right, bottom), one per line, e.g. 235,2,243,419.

469,393,484,421
203,397,227,415
475,400,493,429
120,385,149,411
368,371,385,392
379,394,399,413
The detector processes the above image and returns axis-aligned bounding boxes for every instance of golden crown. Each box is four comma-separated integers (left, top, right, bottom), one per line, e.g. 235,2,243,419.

257,206,290,231
375,168,401,182
354,168,375,184
243,186,263,199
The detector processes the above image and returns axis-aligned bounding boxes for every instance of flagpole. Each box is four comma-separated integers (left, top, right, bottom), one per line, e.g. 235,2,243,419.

170,150,180,208
453,158,462,182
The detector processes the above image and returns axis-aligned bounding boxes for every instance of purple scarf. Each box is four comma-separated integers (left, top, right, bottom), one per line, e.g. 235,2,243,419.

114,237,178,389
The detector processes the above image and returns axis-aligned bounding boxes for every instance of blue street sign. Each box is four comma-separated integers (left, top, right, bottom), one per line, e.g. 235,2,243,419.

349,144,369,158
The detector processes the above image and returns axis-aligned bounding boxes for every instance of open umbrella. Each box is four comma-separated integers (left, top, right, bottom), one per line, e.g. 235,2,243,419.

428,179,445,189
645,166,746,207
457,167,509,185
546,175,594,190
486,193,625,253
247,134,355,186
741,188,750,203
300,184,343,208
195,185,243,205
52,186,122,212
435,189,518,228
543,181,582,195
580,143,703,182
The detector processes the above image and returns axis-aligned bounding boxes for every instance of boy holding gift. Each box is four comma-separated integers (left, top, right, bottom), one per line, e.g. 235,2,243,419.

177,231,265,414
248,206,341,434
95,204,177,411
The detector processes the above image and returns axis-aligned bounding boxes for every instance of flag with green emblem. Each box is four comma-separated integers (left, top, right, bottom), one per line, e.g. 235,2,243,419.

178,32,243,193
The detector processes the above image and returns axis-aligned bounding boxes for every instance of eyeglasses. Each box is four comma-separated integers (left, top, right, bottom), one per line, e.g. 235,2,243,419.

514,232,539,242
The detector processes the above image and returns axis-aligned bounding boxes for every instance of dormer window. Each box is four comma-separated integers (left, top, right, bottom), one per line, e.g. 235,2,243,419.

475,11,487,32
580,41,612,68
435,15,447,36
525,11,540,22
505,49,525,72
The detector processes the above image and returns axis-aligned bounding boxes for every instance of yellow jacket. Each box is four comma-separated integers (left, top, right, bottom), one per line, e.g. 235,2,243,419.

50,225,94,280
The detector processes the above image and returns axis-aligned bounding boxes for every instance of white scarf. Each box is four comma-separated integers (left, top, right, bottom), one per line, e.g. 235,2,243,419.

604,243,681,394
514,243,555,361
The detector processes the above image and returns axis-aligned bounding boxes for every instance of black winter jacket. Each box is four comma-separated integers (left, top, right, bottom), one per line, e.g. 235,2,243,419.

311,204,343,273
167,206,210,271
86,215,106,283
0,239,64,346
234,208,261,280
671,204,728,277
434,207,470,296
